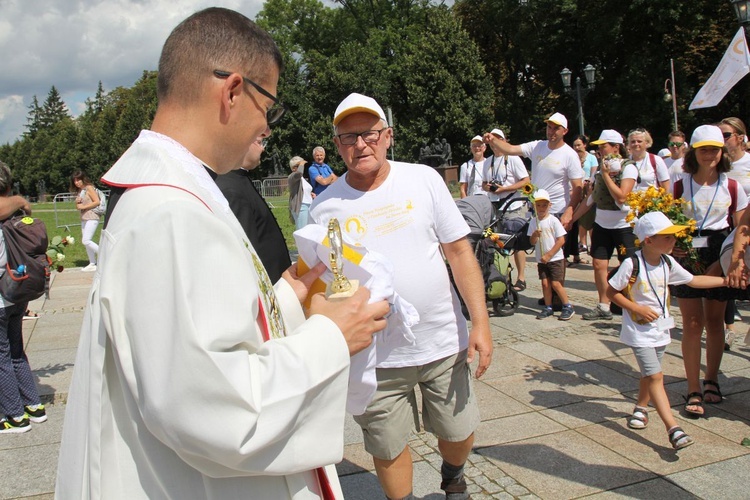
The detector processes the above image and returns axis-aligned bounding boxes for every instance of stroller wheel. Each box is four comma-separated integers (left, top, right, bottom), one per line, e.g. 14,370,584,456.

493,288,520,317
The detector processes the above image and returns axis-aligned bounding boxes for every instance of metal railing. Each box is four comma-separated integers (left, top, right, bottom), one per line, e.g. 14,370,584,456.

253,178,289,209
52,190,110,229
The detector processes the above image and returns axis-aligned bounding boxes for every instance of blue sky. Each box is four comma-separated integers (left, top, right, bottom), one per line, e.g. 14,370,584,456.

0,0,267,145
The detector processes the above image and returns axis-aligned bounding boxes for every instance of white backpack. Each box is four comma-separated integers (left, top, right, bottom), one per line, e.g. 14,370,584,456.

92,188,107,216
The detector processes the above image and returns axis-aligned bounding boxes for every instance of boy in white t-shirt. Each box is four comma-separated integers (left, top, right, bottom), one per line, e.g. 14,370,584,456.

607,212,726,450
528,189,574,320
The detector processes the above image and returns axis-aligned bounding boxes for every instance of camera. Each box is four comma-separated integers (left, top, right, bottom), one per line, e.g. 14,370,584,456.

489,181,501,193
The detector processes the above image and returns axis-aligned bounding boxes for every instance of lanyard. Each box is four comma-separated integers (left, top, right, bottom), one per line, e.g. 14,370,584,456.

689,174,721,235
490,155,509,184
641,255,669,317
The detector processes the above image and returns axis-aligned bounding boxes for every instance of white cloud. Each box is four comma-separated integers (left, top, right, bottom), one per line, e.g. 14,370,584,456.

0,0,265,144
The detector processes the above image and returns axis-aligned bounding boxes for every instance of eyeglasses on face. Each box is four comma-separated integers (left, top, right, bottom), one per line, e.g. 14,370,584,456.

722,132,735,139
213,70,287,125
668,141,684,147
336,128,389,146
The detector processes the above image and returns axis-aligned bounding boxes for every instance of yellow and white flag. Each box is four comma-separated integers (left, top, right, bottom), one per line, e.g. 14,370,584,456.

690,28,750,110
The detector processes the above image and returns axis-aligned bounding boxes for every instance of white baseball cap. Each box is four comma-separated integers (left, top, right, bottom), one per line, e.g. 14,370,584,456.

533,189,551,202
658,148,671,158
545,112,568,129
633,212,688,241
470,135,484,143
490,128,506,139
690,124,724,149
333,93,388,126
590,129,624,145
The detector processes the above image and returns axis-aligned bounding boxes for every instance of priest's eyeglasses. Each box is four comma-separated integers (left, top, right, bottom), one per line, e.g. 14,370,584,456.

337,128,389,146
213,70,287,125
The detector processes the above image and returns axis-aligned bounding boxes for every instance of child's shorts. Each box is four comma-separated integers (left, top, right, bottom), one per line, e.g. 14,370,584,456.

632,345,666,377
537,259,565,282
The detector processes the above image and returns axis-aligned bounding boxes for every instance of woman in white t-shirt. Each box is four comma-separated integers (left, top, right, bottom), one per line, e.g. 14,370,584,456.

671,125,748,417
573,130,638,321
627,129,671,193
718,118,750,349
459,136,487,198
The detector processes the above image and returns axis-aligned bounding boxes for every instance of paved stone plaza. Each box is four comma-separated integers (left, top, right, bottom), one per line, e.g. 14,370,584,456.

1,258,749,499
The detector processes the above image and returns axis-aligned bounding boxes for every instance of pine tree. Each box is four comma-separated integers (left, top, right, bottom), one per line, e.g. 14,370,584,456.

39,86,70,130
23,96,42,138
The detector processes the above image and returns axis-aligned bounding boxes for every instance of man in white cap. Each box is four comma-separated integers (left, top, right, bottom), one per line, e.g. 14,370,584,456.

310,92,492,500
484,113,584,288
482,127,531,292
458,135,486,198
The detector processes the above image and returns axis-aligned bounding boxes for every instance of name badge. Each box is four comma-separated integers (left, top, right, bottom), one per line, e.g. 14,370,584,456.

692,236,708,248
657,316,675,331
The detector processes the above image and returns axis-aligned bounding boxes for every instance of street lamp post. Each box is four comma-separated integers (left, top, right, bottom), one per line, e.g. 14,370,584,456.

663,59,678,131
730,0,750,39
560,64,596,136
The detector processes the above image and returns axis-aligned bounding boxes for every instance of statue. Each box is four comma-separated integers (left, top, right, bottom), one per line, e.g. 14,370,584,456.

418,138,453,168
441,139,452,165
37,180,46,201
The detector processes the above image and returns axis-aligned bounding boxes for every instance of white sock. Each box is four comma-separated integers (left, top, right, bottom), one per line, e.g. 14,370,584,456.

598,303,610,312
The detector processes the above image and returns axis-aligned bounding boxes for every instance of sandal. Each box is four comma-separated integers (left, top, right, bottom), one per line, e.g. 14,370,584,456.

668,426,695,450
684,392,704,417
512,280,526,292
627,406,648,429
703,379,723,404
23,309,39,320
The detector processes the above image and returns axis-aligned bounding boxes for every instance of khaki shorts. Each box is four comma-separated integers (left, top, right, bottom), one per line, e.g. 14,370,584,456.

353,350,480,460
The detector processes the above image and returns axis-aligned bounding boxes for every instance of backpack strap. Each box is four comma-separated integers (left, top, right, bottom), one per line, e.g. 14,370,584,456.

648,153,660,188
727,176,739,228
468,160,477,194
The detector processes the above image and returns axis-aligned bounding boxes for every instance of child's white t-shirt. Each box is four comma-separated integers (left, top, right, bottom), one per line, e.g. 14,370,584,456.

527,214,566,262
609,251,693,347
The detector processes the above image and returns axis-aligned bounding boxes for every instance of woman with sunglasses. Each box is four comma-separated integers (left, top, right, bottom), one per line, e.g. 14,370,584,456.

718,118,750,350
671,125,747,417
627,129,671,193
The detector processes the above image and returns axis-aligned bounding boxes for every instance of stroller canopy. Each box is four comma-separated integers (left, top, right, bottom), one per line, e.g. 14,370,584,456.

455,195,494,236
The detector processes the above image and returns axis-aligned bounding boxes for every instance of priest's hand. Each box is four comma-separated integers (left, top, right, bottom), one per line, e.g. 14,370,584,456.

282,262,326,303
309,287,389,356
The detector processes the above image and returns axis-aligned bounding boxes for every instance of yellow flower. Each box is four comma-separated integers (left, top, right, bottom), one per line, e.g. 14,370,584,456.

618,244,627,255
521,183,535,196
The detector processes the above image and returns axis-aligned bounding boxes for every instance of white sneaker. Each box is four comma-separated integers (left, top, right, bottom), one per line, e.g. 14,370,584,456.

81,263,97,272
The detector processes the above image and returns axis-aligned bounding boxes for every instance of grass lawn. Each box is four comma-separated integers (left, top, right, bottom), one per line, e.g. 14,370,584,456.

31,198,296,270
31,181,458,267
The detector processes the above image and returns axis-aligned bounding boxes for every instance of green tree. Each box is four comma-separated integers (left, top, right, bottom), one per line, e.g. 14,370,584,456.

24,96,42,139
39,86,71,130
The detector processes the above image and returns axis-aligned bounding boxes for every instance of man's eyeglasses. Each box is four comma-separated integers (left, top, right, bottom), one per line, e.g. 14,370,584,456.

337,128,389,146
213,70,287,125
668,141,684,147
722,132,735,139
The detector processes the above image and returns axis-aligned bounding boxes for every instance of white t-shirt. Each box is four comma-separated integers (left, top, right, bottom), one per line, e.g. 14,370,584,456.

677,173,749,231
726,152,750,196
301,177,313,205
591,163,639,230
631,154,670,191
310,161,470,368
609,252,693,347
520,140,582,214
482,154,528,209
668,158,684,192
527,214,566,262
459,159,486,197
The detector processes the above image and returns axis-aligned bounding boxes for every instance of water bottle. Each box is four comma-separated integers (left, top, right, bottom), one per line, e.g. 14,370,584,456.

12,265,26,278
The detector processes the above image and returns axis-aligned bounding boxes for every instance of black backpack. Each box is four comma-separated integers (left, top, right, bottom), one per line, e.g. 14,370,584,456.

0,215,50,303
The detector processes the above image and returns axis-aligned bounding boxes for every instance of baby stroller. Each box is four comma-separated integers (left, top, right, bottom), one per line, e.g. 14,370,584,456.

451,195,520,317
